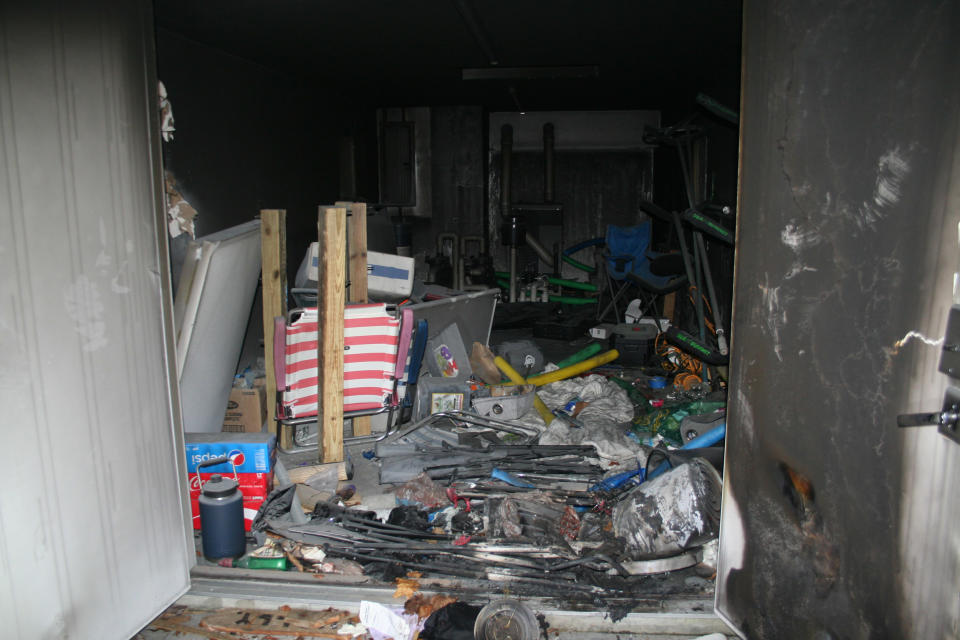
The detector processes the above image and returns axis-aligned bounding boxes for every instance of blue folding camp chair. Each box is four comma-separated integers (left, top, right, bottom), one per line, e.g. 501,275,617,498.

597,221,686,323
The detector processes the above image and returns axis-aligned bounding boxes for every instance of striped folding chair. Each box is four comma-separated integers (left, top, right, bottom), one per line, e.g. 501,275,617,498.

274,303,414,452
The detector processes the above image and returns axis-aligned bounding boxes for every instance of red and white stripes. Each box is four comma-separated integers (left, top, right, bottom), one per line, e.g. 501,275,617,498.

282,304,400,418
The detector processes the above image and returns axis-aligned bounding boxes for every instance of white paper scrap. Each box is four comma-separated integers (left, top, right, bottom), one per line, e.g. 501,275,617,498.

337,622,367,637
359,601,412,640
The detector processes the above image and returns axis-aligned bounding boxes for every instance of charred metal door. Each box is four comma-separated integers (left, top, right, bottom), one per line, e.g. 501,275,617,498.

718,1,960,637
0,1,192,638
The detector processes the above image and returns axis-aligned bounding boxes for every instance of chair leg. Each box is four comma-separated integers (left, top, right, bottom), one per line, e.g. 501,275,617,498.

598,275,635,324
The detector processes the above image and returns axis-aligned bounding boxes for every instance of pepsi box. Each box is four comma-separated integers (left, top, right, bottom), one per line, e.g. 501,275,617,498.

190,494,266,532
188,472,273,531
184,432,276,474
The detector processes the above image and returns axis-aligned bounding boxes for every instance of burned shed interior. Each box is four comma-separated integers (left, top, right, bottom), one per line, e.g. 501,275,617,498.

150,0,744,630
6,1,960,639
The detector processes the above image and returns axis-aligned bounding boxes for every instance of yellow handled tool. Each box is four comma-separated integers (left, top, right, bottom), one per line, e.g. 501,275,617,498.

494,356,554,425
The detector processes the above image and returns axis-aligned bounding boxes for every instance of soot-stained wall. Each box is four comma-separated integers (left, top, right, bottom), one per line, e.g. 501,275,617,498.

156,29,376,282
717,1,960,637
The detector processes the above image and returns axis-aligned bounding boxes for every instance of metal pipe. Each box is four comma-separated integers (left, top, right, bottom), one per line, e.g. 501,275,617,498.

524,233,554,267
509,246,518,302
500,124,513,217
695,233,728,355
501,124,518,302
692,225,705,342
544,122,555,202
671,211,697,294
379,409,540,446
676,136,697,212
453,0,499,66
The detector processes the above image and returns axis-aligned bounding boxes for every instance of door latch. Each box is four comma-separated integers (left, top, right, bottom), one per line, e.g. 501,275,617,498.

939,305,960,377
897,386,960,445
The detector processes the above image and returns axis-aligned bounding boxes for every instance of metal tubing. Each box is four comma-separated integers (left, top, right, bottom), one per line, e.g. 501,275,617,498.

692,226,706,342
500,125,513,216
677,135,697,211
454,0,499,66
547,554,631,577
502,124,517,302
670,211,698,294
380,409,540,446
509,245,518,302
525,233,555,267
544,122,555,202
695,232,728,355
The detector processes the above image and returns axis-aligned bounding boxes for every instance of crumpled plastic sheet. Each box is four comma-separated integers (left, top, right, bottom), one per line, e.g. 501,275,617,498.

517,373,646,466
419,602,481,640
387,505,431,531
612,458,722,560
251,482,309,536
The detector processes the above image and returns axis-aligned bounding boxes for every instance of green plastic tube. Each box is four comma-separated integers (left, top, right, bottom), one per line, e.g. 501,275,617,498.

552,343,603,370
548,276,597,292
494,272,597,292
562,254,596,273
548,295,596,305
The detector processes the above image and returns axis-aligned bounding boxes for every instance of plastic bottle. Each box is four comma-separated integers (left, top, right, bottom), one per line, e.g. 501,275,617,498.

229,555,288,570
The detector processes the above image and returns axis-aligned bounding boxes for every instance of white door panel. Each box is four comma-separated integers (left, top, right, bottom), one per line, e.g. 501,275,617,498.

0,2,192,638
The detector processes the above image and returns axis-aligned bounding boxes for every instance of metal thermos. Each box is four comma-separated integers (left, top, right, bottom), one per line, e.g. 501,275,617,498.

196,456,245,560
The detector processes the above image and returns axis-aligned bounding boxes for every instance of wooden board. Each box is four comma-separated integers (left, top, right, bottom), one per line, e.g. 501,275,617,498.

149,620,238,640
260,210,288,447
342,201,371,437
200,607,358,638
318,206,346,463
286,462,349,483
663,291,677,324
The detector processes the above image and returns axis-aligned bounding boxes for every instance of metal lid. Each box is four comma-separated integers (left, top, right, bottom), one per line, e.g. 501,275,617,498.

202,473,238,498
474,599,539,640
649,376,668,389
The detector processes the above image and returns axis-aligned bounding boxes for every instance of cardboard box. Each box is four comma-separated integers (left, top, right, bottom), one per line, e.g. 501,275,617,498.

190,494,266,532
188,471,273,497
222,386,266,433
367,250,414,299
184,432,276,474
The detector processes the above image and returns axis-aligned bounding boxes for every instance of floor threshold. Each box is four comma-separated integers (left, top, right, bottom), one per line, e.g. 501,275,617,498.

183,566,731,637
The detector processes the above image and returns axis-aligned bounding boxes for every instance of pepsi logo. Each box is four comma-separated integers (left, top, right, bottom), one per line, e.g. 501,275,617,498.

228,449,245,466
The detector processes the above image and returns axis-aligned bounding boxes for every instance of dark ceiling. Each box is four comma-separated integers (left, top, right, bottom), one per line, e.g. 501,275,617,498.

155,0,742,112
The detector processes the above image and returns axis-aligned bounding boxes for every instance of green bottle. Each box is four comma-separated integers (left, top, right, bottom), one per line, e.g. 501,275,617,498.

231,555,288,570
